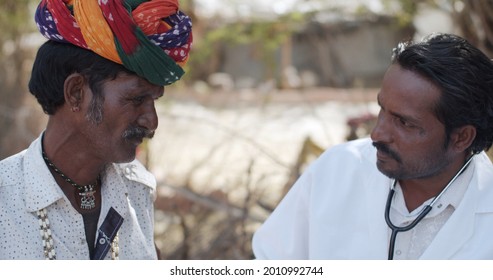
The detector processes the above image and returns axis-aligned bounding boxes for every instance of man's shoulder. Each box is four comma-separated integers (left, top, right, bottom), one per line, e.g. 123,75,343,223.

0,149,27,188
321,138,374,160
112,160,156,189
0,149,26,166
307,138,376,175
471,152,493,182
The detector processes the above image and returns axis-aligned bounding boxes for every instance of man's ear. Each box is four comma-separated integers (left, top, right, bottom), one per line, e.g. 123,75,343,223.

64,73,85,111
450,125,476,152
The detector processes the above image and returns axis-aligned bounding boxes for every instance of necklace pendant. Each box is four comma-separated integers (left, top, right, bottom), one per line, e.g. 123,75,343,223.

79,187,96,210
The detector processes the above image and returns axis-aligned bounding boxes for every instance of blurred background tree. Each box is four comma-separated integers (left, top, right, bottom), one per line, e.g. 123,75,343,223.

452,0,493,57
385,0,493,57
0,0,46,160
183,11,306,88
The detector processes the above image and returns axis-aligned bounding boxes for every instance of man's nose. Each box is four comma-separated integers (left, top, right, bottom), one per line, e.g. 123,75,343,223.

370,111,391,143
137,100,158,132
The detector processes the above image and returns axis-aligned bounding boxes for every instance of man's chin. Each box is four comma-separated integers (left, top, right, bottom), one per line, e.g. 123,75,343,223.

125,137,144,147
376,161,398,179
113,149,138,164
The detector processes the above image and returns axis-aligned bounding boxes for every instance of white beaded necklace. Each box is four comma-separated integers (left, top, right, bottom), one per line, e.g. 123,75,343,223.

36,208,119,260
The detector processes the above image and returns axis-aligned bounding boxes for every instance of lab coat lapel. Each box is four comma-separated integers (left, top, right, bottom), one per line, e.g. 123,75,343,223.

419,170,480,259
420,192,476,259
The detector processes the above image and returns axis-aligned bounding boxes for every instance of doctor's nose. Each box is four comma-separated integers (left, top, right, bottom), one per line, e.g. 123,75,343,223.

370,110,391,143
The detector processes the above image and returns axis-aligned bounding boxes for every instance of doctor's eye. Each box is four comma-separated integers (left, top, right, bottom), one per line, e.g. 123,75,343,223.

394,116,414,128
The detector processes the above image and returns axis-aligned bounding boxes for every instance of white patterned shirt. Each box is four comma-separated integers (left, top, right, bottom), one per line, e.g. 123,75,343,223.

0,134,158,259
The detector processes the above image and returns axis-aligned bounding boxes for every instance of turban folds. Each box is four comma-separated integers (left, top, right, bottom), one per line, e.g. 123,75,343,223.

35,0,193,86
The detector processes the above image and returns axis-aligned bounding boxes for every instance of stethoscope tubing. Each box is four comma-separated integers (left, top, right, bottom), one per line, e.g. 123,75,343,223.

384,156,474,260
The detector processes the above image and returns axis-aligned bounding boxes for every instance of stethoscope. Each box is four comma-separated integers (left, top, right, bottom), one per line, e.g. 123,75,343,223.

384,156,474,260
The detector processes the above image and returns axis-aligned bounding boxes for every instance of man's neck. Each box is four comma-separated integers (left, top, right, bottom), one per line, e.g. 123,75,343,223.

43,119,105,185
399,157,470,212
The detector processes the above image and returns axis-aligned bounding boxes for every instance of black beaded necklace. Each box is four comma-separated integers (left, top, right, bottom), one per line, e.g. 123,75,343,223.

42,151,98,210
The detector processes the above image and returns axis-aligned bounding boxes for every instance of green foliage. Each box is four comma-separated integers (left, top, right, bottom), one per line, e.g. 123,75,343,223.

187,12,307,78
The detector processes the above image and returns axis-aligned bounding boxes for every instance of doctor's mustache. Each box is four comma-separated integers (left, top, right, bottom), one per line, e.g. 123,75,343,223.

372,141,402,163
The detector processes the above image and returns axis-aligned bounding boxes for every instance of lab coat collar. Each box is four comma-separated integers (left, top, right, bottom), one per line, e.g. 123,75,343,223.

420,153,493,259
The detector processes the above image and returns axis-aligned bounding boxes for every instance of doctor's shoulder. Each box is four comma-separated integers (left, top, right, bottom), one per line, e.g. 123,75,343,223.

295,138,377,192
313,138,375,168
473,151,493,180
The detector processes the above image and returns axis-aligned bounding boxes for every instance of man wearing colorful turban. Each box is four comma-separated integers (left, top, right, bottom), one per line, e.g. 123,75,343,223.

0,0,192,259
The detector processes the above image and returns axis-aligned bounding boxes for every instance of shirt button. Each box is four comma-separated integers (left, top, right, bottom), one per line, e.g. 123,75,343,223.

395,250,402,255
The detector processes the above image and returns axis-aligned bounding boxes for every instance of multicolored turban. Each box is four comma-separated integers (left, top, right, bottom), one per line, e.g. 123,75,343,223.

34,0,193,86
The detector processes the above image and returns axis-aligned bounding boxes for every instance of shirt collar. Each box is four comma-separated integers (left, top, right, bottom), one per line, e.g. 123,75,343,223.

392,158,475,219
23,134,65,212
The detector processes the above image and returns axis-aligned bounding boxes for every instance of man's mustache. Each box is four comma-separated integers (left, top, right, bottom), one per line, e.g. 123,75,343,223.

372,141,402,163
122,126,155,141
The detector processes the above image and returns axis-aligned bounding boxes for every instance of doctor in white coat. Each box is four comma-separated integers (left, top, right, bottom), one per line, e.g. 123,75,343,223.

252,33,493,260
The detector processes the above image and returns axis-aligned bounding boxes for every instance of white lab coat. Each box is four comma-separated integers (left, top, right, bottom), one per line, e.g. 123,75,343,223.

252,138,493,259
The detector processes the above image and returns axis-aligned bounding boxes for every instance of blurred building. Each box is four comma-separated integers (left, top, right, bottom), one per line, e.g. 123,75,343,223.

223,13,414,89
191,0,457,90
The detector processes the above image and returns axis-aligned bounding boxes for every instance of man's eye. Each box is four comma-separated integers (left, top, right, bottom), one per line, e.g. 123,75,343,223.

132,96,145,104
397,117,412,128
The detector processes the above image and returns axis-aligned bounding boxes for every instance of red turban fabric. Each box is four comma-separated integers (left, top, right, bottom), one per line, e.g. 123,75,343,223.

35,0,193,86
